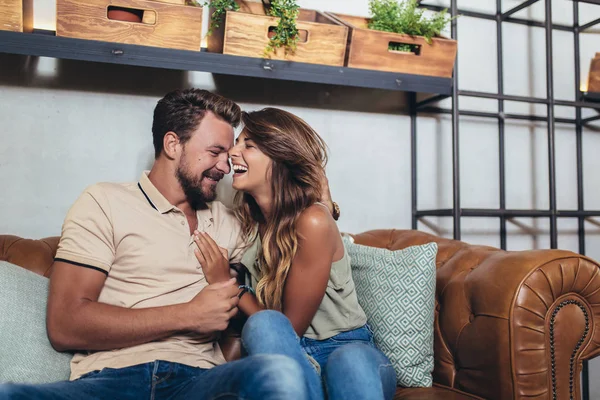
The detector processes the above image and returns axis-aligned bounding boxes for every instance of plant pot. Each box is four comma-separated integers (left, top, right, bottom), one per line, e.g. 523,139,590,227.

0,0,33,32
207,0,348,66
56,0,204,51
328,12,458,78
107,7,144,23
588,53,600,93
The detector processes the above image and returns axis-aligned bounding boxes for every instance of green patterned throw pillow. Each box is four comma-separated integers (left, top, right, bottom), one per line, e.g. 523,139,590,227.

343,237,437,388
0,261,72,383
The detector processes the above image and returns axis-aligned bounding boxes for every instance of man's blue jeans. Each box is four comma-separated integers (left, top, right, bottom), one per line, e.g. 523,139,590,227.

242,310,397,400
0,354,306,400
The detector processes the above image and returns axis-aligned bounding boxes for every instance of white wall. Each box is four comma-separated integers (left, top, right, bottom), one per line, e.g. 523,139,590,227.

2,0,600,396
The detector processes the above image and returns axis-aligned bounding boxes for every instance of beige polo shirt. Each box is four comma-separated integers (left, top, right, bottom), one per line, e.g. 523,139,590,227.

54,172,245,380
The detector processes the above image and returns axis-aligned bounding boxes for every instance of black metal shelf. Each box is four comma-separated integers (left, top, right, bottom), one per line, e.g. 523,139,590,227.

418,107,578,124
416,209,551,218
415,208,600,218
412,2,599,396
584,92,600,102
419,3,574,32
459,90,600,109
572,0,600,5
0,30,451,103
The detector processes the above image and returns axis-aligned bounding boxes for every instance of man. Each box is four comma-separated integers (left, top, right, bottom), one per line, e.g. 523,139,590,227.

0,89,307,400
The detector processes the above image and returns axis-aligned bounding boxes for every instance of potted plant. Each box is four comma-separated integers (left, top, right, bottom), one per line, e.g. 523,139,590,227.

205,0,300,56
261,0,300,56
587,52,600,94
328,0,458,78
205,0,348,66
368,0,452,53
191,0,239,34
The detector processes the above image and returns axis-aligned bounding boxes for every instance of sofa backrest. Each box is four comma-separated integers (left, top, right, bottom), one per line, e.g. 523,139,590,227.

3,230,599,400
0,235,59,278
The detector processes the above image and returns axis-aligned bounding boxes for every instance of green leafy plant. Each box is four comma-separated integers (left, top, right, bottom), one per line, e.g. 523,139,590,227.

204,0,300,57
263,0,300,57
202,0,240,35
368,0,452,53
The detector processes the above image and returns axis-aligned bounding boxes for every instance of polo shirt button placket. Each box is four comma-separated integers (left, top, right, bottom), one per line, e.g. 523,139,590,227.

201,218,213,233
191,219,202,270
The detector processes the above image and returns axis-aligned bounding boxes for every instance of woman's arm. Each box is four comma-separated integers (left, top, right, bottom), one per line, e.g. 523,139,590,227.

194,232,265,316
237,206,337,325
238,288,264,315
281,205,338,336
194,206,338,336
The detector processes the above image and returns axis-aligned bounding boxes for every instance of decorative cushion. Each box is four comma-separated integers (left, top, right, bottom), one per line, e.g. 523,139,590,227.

0,261,72,383
344,237,437,387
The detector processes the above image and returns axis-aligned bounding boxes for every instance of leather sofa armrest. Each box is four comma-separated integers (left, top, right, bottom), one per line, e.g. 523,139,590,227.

445,250,600,400
510,254,600,400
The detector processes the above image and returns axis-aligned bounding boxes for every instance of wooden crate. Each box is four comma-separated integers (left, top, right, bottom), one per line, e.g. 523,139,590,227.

588,53,600,93
0,0,33,32
328,13,457,78
207,1,348,66
56,0,203,51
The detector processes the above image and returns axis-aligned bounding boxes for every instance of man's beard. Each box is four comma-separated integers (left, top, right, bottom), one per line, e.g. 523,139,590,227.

176,159,224,210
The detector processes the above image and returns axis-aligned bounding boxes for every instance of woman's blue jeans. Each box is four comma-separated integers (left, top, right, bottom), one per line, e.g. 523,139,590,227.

241,310,397,400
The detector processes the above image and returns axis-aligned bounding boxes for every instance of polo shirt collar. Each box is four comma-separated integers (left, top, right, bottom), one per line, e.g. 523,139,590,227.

138,171,175,214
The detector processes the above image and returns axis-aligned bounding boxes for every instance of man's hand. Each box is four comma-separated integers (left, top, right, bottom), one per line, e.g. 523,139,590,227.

186,278,239,334
194,231,232,284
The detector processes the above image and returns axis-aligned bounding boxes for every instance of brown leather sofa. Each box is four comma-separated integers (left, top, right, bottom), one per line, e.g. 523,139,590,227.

2,229,600,400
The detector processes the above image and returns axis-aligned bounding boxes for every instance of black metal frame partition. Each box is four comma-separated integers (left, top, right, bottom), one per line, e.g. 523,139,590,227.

411,1,600,399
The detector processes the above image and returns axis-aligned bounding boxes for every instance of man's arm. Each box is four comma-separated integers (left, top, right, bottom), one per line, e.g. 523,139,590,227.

46,261,240,352
47,185,238,352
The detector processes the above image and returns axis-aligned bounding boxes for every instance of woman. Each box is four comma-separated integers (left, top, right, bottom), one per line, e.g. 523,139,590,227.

194,108,396,400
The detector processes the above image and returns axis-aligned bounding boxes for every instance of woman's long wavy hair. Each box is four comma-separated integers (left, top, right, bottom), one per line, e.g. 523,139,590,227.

234,108,328,311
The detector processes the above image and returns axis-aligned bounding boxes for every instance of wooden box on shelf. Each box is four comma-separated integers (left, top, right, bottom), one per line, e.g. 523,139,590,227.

588,52,600,93
207,1,348,66
327,13,457,78
0,0,33,32
56,0,203,51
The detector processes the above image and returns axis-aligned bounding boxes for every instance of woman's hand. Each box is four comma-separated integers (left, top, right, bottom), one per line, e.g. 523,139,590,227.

193,231,232,284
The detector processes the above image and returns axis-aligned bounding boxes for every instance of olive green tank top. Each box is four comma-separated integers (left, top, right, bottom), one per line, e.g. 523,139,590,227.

240,234,367,340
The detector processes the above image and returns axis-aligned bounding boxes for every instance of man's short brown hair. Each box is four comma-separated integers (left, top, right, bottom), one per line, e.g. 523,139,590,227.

152,89,241,158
